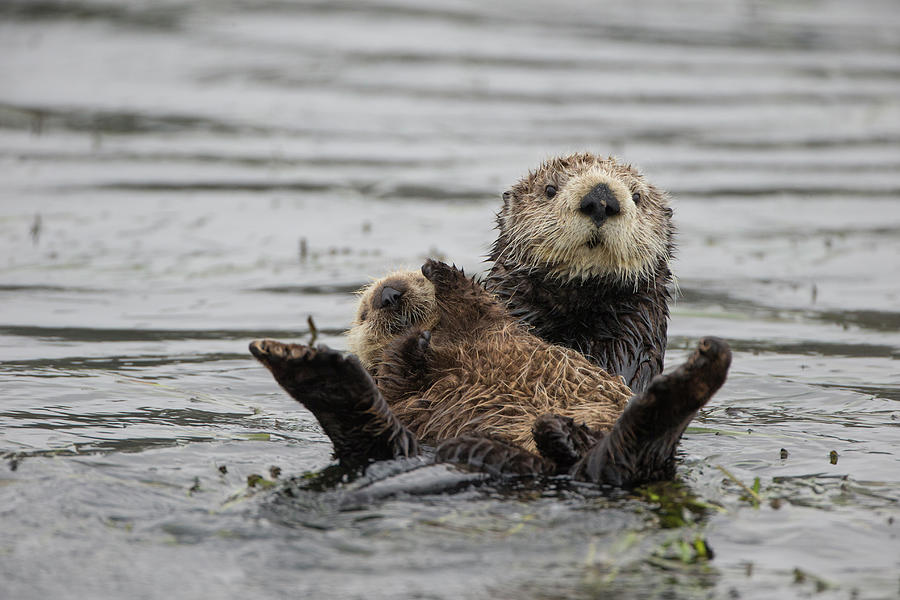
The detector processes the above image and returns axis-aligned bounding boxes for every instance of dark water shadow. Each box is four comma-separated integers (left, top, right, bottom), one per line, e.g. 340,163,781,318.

0,0,186,30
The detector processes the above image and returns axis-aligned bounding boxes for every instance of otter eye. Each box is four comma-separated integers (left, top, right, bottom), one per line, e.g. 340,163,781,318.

545,185,558,199
360,309,369,321
632,192,641,205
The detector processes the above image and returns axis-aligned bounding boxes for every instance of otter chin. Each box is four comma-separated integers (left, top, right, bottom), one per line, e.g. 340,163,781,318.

486,153,675,393
347,270,438,372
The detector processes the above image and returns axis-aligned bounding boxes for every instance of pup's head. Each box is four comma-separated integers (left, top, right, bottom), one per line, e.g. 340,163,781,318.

346,270,439,370
494,153,673,286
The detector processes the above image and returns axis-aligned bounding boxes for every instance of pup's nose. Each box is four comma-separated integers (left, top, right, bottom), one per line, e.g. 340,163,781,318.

380,286,403,308
579,183,621,227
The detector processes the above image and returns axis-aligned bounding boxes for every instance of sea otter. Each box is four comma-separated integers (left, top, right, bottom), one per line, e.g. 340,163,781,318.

250,260,731,487
484,153,674,393
350,261,632,453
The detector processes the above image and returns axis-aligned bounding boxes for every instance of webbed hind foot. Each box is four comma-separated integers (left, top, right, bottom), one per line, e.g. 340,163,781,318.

573,336,732,487
250,339,419,469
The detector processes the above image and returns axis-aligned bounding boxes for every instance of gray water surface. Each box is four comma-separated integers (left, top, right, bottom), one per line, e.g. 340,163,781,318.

2,1,899,598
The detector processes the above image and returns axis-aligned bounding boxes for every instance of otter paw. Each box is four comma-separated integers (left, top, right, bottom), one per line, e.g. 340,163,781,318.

421,259,465,285
696,336,731,367
383,328,431,370
250,338,419,467
420,258,443,281
532,414,600,473
573,336,733,487
644,335,732,413
249,339,370,406
249,339,344,374
249,338,311,363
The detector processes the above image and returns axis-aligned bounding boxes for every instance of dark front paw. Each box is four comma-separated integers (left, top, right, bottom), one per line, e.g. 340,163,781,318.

384,328,431,369
421,259,464,285
533,414,601,473
420,258,443,281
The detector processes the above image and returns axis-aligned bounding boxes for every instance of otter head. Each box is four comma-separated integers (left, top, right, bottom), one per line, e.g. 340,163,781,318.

495,153,673,286
346,270,439,370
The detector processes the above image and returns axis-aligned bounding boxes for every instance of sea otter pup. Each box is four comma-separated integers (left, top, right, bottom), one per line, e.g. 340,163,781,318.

484,153,674,393
347,263,631,452
250,261,732,487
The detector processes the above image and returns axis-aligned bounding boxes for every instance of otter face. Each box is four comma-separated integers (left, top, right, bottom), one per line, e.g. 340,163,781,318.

497,153,673,286
346,270,438,370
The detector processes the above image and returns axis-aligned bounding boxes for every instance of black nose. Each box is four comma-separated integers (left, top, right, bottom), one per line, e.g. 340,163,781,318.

578,183,621,227
380,286,403,308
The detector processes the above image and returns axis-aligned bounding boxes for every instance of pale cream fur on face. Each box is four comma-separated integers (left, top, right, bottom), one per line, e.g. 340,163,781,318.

346,270,438,370
502,158,669,286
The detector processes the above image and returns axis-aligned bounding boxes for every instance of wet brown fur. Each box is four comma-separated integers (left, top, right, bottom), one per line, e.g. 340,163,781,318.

367,260,632,453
